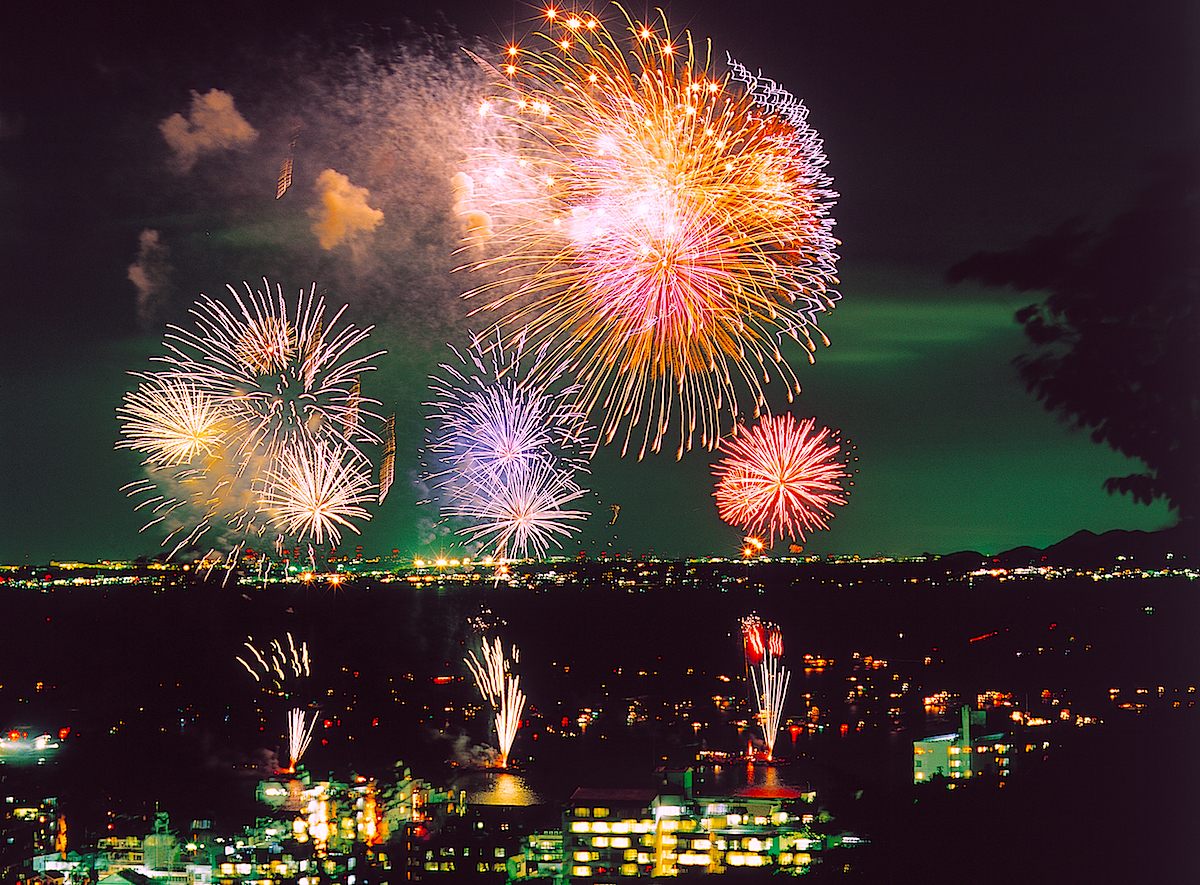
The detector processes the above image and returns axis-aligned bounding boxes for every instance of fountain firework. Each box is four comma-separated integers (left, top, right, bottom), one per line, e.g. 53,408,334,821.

741,615,790,760
286,707,317,772
465,636,526,768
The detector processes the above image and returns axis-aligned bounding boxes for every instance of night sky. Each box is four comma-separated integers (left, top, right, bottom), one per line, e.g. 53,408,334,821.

2,0,1194,564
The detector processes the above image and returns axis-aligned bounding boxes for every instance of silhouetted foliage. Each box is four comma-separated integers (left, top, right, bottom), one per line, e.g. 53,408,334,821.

948,149,1200,522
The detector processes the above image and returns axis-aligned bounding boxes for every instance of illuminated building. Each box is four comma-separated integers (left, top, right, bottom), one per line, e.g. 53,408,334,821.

559,772,826,880
1,794,60,881
408,803,538,881
512,830,562,880
913,705,1015,784
562,787,659,880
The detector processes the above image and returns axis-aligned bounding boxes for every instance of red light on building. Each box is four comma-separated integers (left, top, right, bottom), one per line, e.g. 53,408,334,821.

59,727,70,740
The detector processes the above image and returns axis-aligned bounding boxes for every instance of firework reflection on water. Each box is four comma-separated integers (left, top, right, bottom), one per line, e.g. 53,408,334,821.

455,770,542,806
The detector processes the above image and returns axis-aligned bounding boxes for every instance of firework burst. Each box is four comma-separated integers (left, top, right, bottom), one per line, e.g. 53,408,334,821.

713,413,850,546
464,5,839,459
465,636,526,768
259,439,374,546
117,375,228,467
425,333,591,559
117,279,382,555
451,457,589,560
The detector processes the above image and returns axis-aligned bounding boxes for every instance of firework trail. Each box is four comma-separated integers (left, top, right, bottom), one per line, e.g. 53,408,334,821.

117,279,383,555
465,636,526,768
277,128,298,199
463,5,839,459
425,332,591,559
378,413,396,504
236,633,311,694
713,413,850,547
741,615,789,760
286,707,317,771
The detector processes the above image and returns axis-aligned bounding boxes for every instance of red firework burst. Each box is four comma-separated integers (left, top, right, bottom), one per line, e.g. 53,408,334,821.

713,413,850,545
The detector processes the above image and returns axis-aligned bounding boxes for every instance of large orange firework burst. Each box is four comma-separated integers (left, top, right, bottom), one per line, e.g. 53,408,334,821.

464,5,839,460
713,413,851,546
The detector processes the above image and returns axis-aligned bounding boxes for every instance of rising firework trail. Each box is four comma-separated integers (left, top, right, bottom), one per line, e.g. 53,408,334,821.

286,707,317,772
117,279,383,555
465,636,526,768
464,5,839,459
741,615,789,760
713,413,851,547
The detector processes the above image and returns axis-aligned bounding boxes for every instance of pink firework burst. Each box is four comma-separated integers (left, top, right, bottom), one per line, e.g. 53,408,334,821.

713,413,850,545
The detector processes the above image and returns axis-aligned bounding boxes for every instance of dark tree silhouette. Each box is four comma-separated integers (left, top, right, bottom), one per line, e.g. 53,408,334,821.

948,149,1199,522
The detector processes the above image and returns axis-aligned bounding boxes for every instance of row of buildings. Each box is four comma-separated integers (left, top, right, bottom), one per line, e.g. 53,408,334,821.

6,764,855,884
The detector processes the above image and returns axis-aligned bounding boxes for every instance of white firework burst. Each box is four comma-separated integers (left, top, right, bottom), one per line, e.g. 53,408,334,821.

259,439,374,546
450,457,588,561
117,374,228,467
117,279,383,554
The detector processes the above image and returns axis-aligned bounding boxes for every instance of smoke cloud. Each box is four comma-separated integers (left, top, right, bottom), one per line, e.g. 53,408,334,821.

309,168,385,250
127,228,173,331
160,89,258,173
450,172,493,248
